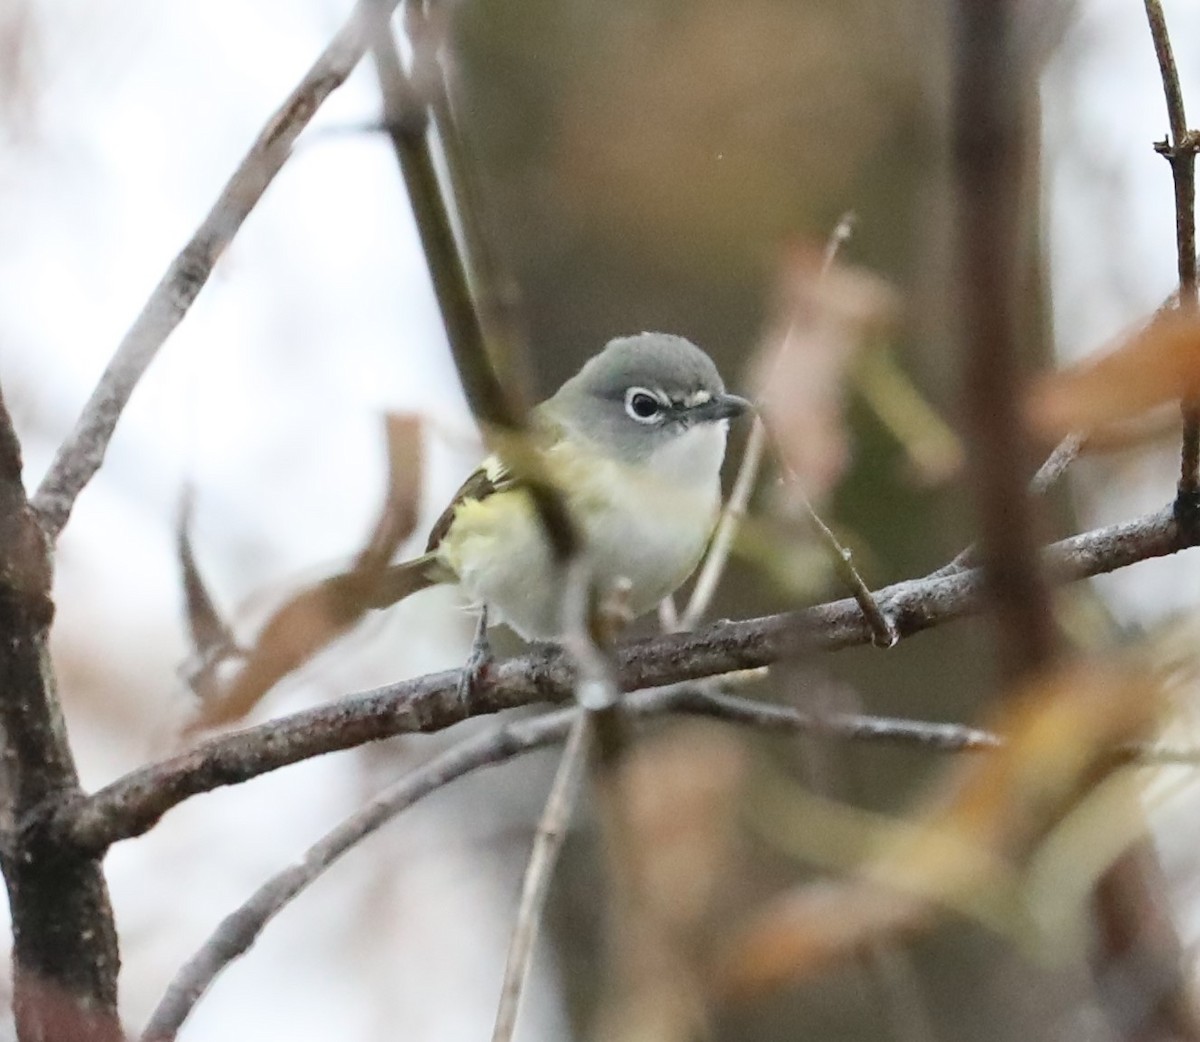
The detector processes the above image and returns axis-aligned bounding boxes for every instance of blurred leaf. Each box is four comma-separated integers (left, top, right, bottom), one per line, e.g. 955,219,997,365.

753,247,897,503
595,722,747,1042
853,344,963,484
187,414,424,733
1028,310,1200,443
719,662,1163,998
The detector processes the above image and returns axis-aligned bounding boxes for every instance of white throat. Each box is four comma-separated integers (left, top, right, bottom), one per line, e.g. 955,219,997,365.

644,421,728,486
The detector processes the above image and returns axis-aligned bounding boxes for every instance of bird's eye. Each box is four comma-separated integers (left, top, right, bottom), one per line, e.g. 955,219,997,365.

624,388,663,423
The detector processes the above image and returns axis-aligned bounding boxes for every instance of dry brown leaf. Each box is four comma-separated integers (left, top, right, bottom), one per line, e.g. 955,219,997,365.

176,488,243,703
718,661,1162,998
187,413,424,733
1028,310,1200,443
753,247,897,502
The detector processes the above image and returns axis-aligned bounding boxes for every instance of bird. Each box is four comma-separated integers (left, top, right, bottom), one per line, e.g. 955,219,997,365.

373,332,750,641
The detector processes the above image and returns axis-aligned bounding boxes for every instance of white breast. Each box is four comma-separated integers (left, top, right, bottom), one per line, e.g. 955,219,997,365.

440,425,726,640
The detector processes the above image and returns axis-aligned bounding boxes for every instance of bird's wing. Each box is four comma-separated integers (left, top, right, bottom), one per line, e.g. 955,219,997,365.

424,410,572,554
424,454,518,553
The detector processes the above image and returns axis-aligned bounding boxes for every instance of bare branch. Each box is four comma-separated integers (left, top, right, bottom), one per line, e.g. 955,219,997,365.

138,680,981,1042
139,699,601,1042
489,556,626,1040
939,432,1084,576
803,498,898,648
678,418,766,631
1030,431,1084,496
57,503,1197,855
137,669,1200,1042
683,212,891,641
1142,0,1200,513
490,714,592,1042
30,0,401,541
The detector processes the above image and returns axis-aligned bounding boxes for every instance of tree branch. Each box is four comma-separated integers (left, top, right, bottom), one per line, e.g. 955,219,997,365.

367,16,577,560
953,0,1057,681
138,696,603,1042
490,713,592,1042
0,389,121,1041
55,503,1196,856
138,681,986,1042
138,671,1200,1042
1143,0,1200,516
29,0,401,541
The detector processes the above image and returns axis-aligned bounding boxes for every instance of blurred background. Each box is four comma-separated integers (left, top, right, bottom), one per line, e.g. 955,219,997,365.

1,0,1199,1039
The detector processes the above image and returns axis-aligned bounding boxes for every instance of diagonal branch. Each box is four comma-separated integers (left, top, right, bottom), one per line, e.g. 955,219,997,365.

30,0,401,541
138,698,602,1042
55,503,1197,856
367,16,577,560
490,713,592,1042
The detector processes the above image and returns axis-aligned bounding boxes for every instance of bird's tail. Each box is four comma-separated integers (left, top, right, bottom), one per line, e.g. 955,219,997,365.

364,553,447,610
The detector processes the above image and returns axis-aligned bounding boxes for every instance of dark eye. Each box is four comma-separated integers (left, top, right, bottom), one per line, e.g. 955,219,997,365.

624,387,663,423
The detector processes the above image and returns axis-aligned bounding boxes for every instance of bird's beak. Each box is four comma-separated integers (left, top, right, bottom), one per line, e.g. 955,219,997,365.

689,392,753,424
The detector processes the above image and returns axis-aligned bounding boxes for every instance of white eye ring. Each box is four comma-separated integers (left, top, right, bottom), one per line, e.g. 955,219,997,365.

624,387,665,423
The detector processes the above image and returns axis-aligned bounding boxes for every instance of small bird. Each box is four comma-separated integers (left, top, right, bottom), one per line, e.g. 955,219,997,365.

376,333,750,640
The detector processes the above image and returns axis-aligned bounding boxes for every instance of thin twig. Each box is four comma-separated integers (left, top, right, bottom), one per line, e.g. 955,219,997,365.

803,497,899,648
1030,431,1085,496
489,559,623,1041
1143,0,1200,515
57,502,1200,855
30,0,398,541
679,421,766,631
490,714,592,1042
680,212,857,632
939,432,1084,575
800,212,901,647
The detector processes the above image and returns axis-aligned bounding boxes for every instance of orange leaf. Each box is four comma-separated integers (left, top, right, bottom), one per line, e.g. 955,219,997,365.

1029,310,1200,442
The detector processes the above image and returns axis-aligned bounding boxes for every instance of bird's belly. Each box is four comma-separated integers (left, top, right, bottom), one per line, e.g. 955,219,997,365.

439,467,719,641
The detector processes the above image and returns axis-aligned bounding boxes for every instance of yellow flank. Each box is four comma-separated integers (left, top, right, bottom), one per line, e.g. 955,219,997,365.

435,436,723,640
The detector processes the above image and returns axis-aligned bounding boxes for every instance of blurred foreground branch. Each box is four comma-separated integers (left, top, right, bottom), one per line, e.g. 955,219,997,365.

368,14,577,560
